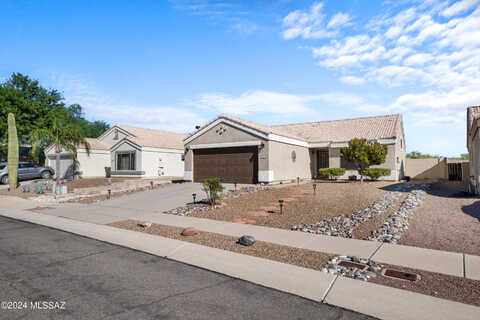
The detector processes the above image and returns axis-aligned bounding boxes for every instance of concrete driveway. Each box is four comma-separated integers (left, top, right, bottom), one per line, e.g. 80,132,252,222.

40,182,243,224
0,216,372,320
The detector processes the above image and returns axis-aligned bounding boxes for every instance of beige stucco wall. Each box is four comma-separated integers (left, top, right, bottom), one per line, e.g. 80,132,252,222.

405,158,447,179
141,149,184,178
469,129,480,193
100,128,130,148
268,141,311,182
75,150,111,177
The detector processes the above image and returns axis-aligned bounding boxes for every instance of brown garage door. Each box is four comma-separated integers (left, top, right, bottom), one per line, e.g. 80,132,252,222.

194,147,258,184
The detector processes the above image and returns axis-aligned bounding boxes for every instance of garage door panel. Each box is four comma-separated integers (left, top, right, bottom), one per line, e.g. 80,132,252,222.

193,147,258,184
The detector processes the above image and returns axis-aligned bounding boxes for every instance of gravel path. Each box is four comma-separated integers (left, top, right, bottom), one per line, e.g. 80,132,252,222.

399,181,480,256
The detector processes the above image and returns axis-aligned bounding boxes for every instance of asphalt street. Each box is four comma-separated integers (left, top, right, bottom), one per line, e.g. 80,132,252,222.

0,216,375,320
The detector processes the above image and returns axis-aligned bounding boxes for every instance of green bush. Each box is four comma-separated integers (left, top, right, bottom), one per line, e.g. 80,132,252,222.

318,168,346,180
363,168,391,180
202,178,225,205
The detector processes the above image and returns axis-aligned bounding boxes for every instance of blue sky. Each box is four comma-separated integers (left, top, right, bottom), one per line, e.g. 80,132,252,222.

2,0,479,157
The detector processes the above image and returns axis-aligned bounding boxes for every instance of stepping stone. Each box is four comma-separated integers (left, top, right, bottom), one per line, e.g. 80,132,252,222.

260,206,278,212
247,210,269,217
181,227,198,236
232,218,256,224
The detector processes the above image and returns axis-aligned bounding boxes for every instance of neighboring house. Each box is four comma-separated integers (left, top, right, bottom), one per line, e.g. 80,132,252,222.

183,114,406,184
45,125,186,179
467,106,480,194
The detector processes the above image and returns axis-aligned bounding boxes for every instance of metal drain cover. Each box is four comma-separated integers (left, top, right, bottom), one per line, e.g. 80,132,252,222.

383,269,420,281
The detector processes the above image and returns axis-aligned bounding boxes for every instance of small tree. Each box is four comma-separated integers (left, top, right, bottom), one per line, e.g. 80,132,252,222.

202,178,224,205
31,107,90,186
341,138,388,182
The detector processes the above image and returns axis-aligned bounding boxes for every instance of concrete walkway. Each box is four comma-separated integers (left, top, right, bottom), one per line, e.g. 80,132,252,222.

1,209,479,320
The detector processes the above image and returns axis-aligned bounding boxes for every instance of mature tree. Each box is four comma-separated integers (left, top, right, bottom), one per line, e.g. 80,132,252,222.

341,138,388,182
31,107,91,185
0,73,110,162
406,151,440,159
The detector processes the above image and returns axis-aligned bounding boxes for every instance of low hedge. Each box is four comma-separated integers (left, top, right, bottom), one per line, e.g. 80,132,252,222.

363,168,391,180
318,168,346,180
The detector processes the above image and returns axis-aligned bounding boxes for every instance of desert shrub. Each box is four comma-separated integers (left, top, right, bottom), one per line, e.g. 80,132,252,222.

202,178,224,205
363,168,391,180
318,168,346,180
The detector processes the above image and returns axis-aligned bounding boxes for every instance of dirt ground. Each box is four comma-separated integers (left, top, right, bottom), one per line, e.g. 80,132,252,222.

108,220,333,270
398,181,480,256
370,263,480,307
189,181,394,230
0,177,135,198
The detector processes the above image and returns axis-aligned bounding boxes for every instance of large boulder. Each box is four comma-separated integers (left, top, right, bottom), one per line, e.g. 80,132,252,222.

237,235,255,246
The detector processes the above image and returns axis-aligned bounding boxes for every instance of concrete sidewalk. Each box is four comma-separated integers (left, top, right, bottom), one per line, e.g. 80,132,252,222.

133,212,476,280
1,209,479,320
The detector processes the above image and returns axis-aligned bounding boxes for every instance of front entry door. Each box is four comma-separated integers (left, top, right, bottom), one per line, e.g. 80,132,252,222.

317,150,329,170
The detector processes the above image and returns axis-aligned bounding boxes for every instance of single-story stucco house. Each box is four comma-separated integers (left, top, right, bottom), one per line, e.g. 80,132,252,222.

467,106,480,194
183,114,406,184
45,125,187,179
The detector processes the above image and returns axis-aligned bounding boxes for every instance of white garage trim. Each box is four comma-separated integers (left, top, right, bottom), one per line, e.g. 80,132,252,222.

258,170,274,182
189,141,262,149
184,171,193,181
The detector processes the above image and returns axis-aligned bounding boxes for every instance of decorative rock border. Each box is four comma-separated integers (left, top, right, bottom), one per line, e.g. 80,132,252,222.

367,186,429,243
320,255,383,281
291,190,403,237
292,183,432,242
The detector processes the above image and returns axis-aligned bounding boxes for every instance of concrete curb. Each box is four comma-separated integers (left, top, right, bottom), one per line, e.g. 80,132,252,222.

1,209,480,320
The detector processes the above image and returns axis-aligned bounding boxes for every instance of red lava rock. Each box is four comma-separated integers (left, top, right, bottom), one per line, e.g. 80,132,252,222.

247,210,269,217
181,227,198,236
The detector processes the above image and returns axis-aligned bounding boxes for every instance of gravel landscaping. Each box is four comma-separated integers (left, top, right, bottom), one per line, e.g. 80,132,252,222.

292,183,431,244
180,181,394,230
370,263,480,307
322,255,480,307
108,219,333,270
399,181,480,256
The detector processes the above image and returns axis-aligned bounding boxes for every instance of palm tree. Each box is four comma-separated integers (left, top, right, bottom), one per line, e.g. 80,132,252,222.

31,108,90,186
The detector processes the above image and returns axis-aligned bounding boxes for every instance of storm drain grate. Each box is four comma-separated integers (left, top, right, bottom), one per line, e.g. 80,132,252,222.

382,269,420,282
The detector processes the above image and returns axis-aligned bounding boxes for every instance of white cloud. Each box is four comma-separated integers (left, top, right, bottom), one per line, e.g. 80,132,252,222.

403,53,434,66
282,2,351,39
340,76,365,85
327,13,351,29
441,0,479,18
46,73,206,133
190,90,315,115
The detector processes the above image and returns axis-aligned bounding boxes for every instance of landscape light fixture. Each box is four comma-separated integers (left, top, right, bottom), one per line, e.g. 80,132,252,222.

107,189,111,200
234,182,237,191
297,177,300,185
313,183,317,194
278,199,284,215
150,181,154,189
192,193,197,204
